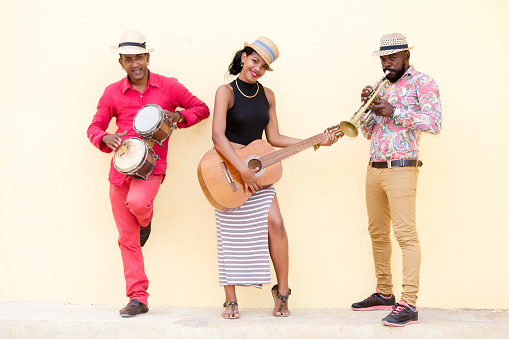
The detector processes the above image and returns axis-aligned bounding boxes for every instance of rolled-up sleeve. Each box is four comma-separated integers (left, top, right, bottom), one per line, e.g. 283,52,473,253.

171,80,210,128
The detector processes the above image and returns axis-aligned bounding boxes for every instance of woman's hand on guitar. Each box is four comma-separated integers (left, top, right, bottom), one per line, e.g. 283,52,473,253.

318,129,339,147
240,166,261,195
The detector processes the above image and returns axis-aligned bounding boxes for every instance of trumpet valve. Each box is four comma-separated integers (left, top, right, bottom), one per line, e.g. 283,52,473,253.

363,110,374,125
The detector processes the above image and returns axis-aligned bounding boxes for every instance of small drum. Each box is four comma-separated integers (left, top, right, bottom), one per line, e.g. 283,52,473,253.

113,137,159,180
133,104,176,146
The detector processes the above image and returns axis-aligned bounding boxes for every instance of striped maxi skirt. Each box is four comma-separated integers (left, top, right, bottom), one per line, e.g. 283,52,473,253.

215,186,275,288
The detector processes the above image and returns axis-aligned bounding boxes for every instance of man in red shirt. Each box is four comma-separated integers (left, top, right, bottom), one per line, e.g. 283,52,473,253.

87,30,209,317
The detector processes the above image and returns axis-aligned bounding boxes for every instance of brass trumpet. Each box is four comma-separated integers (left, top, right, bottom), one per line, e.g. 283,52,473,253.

339,70,390,138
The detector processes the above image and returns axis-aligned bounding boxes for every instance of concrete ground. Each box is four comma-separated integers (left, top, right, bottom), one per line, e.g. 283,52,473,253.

1,302,508,338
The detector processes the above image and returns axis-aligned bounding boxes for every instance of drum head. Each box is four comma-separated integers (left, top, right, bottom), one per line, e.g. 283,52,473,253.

114,138,147,172
134,104,163,134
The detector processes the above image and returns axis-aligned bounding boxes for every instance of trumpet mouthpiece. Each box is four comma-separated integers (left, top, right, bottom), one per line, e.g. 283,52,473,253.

384,70,390,75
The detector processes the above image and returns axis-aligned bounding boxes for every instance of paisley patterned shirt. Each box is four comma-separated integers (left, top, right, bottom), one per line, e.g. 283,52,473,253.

360,66,442,162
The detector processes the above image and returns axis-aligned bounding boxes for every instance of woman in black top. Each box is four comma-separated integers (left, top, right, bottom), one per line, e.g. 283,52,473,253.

212,37,337,319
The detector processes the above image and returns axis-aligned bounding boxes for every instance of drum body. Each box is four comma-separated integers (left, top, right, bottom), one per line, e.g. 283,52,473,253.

113,137,158,180
133,104,175,146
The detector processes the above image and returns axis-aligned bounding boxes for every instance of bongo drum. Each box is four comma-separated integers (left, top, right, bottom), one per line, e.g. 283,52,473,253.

113,137,158,180
133,104,176,146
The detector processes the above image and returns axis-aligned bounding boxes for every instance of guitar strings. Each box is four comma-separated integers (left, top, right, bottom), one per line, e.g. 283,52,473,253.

219,125,343,179
222,134,325,177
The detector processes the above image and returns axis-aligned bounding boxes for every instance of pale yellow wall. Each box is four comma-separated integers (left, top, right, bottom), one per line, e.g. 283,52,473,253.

1,0,508,310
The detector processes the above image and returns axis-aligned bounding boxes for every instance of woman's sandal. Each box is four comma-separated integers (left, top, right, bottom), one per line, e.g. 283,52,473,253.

222,301,239,319
271,284,291,317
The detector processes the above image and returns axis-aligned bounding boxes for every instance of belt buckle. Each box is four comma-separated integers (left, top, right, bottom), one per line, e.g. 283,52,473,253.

387,159,406,168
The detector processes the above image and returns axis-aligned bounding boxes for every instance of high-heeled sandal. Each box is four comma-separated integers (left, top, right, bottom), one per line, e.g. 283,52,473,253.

271,284,291,317
222,301,239,319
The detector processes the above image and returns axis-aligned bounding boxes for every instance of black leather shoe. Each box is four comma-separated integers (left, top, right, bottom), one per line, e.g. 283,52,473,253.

140,222,151,247
119,299,149,318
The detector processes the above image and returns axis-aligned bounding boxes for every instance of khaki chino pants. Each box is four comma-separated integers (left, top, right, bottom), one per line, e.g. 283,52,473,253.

365,164,420,306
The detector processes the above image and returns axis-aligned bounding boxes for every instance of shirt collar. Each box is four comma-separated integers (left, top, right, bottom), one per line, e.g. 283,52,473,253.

121,70,160,93
388,65,415,85
402,65,416,80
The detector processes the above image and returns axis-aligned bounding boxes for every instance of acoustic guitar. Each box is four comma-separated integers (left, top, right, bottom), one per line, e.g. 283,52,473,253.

197,125,343,211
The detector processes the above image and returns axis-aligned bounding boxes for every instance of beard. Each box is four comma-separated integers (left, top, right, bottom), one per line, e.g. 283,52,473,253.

384,65,406,83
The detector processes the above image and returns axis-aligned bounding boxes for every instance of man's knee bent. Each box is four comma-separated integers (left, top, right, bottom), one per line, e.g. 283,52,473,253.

125,197,153,218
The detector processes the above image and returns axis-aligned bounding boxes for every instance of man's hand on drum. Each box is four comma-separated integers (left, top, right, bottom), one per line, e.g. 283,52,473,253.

102,130,128,150
164,110,182,124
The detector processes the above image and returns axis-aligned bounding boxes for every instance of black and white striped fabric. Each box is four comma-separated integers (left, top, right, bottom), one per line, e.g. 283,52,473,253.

216,186,275,288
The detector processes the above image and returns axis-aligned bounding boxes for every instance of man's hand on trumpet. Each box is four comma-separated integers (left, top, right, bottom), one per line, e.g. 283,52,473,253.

361,85,394,118
369,99,394,117
361,85,373,102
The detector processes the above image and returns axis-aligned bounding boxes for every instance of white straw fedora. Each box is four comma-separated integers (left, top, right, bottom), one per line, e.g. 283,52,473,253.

110,30,154,55
244,37,279,71
372,33,414,57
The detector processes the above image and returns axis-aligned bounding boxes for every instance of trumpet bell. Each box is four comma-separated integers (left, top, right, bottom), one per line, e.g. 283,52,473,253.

340,71,390,138
339,121,359,138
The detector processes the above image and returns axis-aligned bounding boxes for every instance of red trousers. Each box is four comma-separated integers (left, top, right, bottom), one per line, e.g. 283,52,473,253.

109,175,163,305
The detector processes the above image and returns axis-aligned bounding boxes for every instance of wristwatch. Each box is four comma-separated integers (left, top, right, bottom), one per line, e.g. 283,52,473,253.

390,107,398,120
176,112,184,123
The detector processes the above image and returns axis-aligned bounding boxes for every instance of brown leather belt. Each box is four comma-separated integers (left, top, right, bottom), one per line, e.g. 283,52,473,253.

370,159,423,169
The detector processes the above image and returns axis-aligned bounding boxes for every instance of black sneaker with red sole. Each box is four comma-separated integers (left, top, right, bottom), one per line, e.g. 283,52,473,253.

351,292,396,311
382,302,419,327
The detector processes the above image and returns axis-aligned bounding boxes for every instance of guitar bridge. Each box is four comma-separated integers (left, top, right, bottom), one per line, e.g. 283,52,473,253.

220,162,237,192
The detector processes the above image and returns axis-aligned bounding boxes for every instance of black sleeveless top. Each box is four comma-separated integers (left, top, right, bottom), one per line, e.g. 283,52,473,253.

225,78,270,145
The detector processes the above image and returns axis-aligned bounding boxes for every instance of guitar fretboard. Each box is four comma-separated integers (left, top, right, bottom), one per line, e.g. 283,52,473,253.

256,122,343,168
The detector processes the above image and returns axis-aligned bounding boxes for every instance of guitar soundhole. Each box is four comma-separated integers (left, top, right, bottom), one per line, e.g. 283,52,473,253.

248,158,262,171
245,156,265,177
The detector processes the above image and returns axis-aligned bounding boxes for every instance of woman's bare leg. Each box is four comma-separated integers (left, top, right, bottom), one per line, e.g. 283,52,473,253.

268,196,290,316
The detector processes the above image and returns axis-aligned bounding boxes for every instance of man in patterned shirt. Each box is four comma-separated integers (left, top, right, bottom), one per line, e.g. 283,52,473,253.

350,33,442,327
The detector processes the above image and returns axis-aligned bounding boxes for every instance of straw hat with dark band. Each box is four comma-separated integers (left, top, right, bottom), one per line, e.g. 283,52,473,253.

244,37,279,71
372,33,414,57
110,30,154,55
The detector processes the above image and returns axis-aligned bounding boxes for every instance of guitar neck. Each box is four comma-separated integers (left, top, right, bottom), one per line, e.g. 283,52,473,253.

260,133,326,167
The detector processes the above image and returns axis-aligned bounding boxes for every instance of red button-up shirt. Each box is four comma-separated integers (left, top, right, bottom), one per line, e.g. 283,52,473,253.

87,71,210,186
